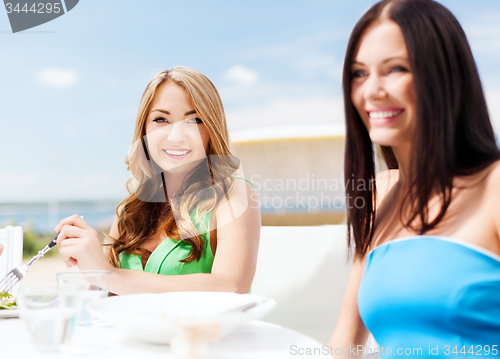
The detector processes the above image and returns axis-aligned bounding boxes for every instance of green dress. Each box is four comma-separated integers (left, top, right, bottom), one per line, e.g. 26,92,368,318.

119,208,214,275
119,177,254,275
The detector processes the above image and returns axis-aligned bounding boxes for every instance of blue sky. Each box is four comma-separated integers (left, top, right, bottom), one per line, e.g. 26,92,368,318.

1,0,499,202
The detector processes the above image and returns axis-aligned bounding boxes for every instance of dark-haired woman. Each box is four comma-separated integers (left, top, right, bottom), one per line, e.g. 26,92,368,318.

329,0,500,357
55,66,260,295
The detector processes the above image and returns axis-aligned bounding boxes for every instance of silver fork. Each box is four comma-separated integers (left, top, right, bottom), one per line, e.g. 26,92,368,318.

0,235,58,295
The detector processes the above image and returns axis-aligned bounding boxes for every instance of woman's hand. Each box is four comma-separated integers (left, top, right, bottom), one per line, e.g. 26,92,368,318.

328,257,369,358
0,243,3,257
55,214,114,271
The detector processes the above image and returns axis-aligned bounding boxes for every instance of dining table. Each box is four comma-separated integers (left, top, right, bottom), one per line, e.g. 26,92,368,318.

0,317,333,358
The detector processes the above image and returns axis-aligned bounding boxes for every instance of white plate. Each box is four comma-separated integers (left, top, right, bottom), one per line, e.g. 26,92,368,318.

0,309,19,319
87,291,276,344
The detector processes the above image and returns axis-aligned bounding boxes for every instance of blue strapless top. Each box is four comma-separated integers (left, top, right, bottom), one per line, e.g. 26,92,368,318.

358,236,500,358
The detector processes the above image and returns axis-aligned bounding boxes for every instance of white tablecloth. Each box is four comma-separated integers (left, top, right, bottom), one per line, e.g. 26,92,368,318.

0,319,333,358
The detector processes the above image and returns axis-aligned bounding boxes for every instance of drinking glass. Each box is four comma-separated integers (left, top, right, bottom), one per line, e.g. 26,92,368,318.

17,283,77,352
56,270,110,326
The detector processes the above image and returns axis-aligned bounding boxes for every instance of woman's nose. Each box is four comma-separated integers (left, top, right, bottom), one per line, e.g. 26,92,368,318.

167,121,187,143
364,74,387,101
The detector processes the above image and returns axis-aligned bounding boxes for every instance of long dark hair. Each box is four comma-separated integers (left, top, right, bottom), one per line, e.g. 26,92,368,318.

343,0,500,257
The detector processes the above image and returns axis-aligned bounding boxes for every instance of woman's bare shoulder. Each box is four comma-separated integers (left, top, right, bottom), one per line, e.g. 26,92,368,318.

480,160,500,239
213,176,260,228
483,160,500,240
484,159,500,204
485,159,500,182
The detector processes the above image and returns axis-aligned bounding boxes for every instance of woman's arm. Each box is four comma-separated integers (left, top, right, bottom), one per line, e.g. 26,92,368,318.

56,179,260,295
210,178,260,293
327,169,397,357
328,257,369,358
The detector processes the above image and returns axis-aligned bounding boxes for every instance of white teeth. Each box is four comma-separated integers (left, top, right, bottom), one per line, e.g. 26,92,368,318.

369,110,402,119
164,149,190,156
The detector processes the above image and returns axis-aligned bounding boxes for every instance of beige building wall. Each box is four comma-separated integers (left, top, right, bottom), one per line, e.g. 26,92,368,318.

231,128,346,226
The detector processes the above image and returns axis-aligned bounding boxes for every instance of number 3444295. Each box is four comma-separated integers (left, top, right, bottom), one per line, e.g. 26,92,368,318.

443,345,498,356
5,3,61,14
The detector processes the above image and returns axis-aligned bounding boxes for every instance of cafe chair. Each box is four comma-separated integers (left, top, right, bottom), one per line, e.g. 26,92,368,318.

252,224,351,344
252,224,380,353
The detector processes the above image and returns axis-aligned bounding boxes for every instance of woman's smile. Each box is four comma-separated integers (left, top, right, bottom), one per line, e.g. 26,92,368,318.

163,148,192,159
367,108,404,125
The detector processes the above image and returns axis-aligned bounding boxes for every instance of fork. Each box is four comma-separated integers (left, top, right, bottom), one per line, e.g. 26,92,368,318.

0,235,58,295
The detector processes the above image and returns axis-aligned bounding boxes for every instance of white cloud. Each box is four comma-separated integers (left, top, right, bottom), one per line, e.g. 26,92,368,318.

36,67,79,88
226,96,344,132
224,65,259,86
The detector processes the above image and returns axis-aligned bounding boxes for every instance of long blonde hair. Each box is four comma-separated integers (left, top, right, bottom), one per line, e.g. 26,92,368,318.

108,66,238,266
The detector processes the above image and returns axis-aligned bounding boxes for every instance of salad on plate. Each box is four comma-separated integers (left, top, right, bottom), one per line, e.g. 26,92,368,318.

0,292,16,310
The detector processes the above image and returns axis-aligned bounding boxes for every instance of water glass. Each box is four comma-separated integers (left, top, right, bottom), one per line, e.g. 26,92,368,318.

56,270,110,326
17,283,77,352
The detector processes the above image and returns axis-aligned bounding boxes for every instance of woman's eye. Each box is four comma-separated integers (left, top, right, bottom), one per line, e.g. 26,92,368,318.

352,70,367,78
390,66,408,73
153,117,168,123
187,117,203,124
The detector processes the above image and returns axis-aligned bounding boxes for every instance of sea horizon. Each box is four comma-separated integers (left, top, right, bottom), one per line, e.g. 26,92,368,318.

0,199,121,234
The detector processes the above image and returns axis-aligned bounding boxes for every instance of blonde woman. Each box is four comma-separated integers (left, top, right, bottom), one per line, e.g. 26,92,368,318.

55,66,260,295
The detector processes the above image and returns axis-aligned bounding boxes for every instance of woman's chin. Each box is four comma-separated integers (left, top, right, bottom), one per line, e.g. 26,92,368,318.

372,140,394,147
367,125,415,147
369,133,404,147
159,158,206,175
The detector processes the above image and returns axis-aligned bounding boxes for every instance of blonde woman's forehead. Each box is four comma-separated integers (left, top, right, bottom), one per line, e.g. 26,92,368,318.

150,82,196,116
